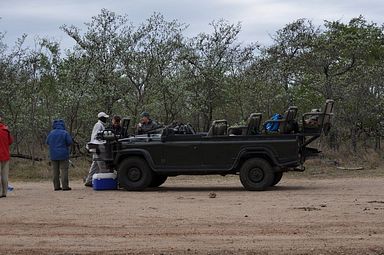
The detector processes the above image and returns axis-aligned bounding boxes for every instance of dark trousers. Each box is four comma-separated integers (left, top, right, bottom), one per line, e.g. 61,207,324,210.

51,160,69,190
0,161,9,196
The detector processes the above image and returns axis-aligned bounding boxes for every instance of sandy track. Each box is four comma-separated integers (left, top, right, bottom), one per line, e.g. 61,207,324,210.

0,176,384,254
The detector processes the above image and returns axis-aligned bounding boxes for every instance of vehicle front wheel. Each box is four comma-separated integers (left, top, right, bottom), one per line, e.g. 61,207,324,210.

240,158,274,191
118,157,153,190
149,174,168,187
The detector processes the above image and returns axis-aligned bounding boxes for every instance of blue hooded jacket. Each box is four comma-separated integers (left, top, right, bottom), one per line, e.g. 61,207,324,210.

46,119,73,161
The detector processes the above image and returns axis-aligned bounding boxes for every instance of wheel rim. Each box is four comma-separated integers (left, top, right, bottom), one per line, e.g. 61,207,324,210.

127,167,142,182
248,168,264,183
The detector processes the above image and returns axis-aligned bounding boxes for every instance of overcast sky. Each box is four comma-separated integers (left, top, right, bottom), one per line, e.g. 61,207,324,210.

1,0,384,50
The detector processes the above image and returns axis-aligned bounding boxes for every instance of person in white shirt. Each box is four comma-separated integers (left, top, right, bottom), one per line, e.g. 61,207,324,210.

84,112,110,187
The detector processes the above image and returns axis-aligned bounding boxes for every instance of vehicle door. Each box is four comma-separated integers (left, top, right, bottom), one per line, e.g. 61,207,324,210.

161,134,202,169
200,136,241,170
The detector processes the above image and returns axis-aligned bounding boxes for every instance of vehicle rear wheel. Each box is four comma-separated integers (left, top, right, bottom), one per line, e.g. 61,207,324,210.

240,158,274,191
149,174,168,187
118,157,153,190
271,172,283,186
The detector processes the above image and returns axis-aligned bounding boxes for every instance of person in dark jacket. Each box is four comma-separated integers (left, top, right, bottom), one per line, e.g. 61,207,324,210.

0,112,13,198
46,119,73,191
135,112,159,135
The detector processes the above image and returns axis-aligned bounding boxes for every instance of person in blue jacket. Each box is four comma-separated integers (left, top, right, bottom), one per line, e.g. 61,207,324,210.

46,119,73,191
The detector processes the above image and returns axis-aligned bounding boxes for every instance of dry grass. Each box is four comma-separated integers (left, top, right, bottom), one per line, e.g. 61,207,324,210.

287,159,384,179
9,157,91,181
288,148,384,179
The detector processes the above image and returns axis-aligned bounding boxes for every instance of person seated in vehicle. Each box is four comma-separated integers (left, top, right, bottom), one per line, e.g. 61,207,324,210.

135,111,159,135
304,109,321,127
108,115,126,137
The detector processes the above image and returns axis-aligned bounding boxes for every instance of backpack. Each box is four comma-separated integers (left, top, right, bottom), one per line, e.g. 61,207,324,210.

265,113,282,132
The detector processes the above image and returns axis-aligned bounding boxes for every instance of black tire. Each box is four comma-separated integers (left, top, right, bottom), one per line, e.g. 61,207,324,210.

271,172,283,186
118,157,153,190
149,174,168,187
240,158,274,191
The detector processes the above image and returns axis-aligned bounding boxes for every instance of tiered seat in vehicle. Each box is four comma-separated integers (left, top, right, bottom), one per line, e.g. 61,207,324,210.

203,100,333,138
228,113,263,136
263,106,299,134
302,99,334,136
207,120,228,136
300,99,335,156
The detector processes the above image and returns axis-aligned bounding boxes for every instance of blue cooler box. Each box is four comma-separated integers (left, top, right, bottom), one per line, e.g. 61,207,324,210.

92,172,118,190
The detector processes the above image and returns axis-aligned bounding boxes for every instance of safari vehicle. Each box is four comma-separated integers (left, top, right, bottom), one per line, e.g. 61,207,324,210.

90,100,334,191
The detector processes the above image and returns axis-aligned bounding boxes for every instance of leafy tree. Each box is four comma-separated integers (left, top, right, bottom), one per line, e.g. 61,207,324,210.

182,20,255,130
264,19,319,107
118,13,187,124
61,9,128,114
1,11,384,160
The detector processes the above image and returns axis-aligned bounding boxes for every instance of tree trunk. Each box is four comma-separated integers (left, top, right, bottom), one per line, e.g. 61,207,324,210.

328,129,339,151
375,136,381,151
351,127,357,153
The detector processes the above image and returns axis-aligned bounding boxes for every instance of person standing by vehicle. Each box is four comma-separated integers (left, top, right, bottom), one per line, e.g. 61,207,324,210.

84,112,109,187
46,119,73,191
136,111,159,135
0,112,14,198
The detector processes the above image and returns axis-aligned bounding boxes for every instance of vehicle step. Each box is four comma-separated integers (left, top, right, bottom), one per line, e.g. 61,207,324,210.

292,166,305,172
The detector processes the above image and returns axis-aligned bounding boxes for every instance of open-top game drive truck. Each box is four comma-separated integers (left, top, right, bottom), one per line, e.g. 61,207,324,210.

89,100,334,191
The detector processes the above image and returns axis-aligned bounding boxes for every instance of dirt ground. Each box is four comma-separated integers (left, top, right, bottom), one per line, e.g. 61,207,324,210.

0,175,384,255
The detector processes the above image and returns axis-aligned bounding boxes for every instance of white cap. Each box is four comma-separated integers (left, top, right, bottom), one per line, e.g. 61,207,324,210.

97,112,109,118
